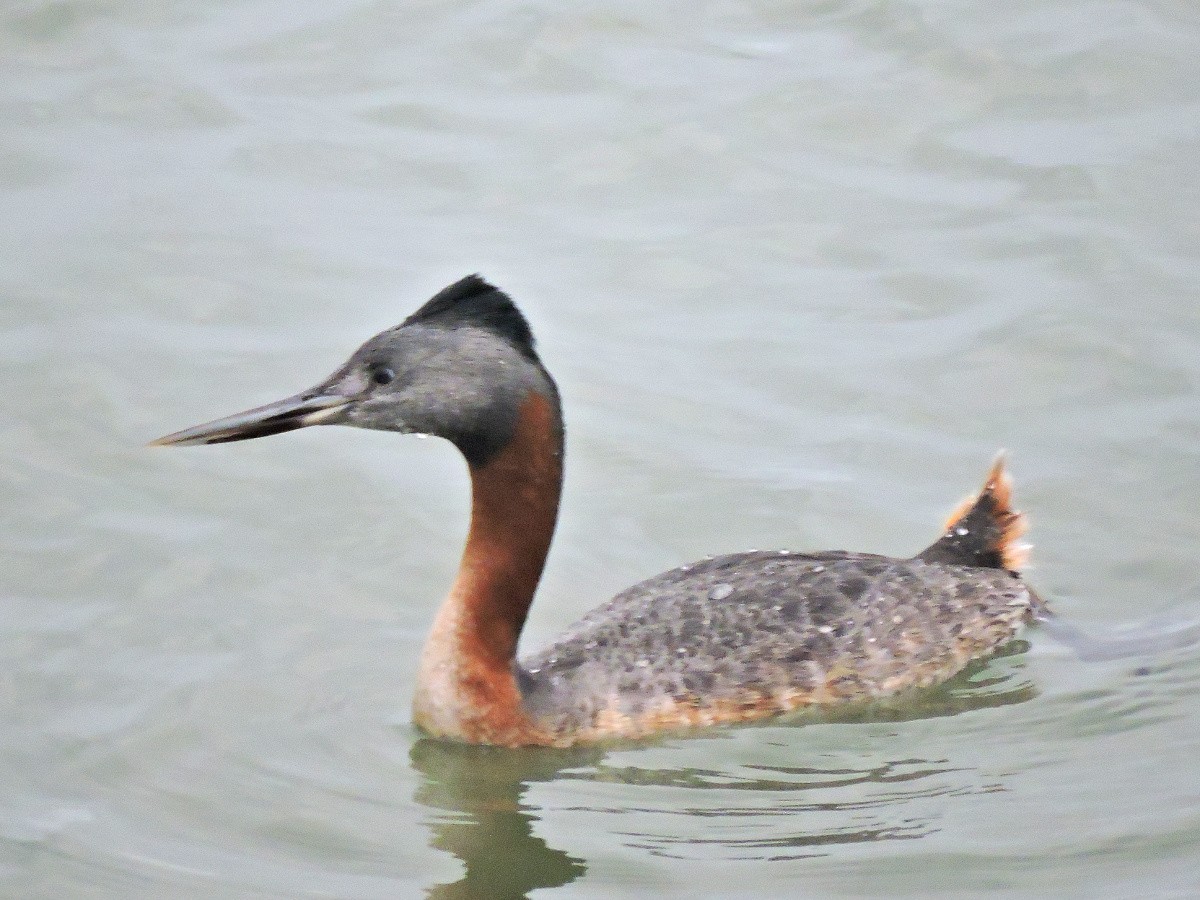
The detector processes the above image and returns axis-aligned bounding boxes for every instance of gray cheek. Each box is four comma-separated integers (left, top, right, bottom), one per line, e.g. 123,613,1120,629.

347,384,470,438
343,398,412,432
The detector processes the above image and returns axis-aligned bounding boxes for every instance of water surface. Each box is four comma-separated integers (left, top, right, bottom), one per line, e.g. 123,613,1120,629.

3,0,1200,896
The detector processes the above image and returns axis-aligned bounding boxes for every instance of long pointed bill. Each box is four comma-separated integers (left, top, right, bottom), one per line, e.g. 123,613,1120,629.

149,393,350,447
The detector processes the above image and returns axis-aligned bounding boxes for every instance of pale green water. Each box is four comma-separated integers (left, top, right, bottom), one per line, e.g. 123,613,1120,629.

3,1,1200,897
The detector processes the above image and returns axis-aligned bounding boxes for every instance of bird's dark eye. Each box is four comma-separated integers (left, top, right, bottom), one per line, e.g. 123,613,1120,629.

370,366,395,386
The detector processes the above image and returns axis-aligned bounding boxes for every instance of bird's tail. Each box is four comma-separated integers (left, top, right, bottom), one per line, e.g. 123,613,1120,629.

916,453,1030,572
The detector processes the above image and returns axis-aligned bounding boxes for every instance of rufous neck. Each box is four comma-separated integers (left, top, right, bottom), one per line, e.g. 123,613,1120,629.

413,388,564,744
450,390,563,667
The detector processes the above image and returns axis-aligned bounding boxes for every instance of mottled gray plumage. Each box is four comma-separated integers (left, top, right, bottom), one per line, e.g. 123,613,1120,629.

520,549,1037,734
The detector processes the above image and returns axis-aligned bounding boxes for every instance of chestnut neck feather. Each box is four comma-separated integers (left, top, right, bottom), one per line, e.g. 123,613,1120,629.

452,390,563,666
413,390,563,743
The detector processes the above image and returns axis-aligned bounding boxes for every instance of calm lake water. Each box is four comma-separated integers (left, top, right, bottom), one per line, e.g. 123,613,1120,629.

4,1,1200,896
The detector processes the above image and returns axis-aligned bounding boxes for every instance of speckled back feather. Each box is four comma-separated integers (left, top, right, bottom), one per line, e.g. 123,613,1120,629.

517,458,1040,743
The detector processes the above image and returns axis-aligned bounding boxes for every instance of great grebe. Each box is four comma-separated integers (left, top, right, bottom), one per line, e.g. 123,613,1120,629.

152,275,1041,747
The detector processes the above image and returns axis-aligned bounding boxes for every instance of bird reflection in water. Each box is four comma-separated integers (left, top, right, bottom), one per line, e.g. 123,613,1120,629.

409,646,1034,896
410,740,593,899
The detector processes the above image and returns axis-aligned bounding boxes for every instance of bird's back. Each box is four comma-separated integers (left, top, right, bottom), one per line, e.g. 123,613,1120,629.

519,550,1035,740
520,456,1039,743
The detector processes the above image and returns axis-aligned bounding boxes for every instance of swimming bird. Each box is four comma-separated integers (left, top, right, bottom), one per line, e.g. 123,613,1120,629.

152,275,1043,747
